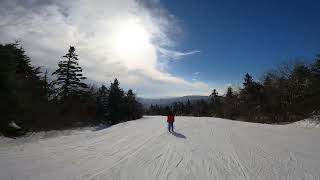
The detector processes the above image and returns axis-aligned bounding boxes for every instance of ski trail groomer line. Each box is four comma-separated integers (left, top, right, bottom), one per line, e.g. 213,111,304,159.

167,111,175,132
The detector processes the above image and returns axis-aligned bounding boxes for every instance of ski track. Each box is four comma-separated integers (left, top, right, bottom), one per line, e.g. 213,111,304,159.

1,116,320,180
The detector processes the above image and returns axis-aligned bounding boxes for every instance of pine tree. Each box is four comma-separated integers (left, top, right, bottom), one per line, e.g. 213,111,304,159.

209,89,219,106
287,63,312,116
124,89,143,120
209,89,221,115
210,89,218,98
260,74,279,121
108,78,124,124
224,87,238,119
96,85,109,120
240,73,263,121
243,73,253,88
263,75,272,87
51,46,87,99
0,43,49,134
12,42,37,76
225,87,234,101
40,70,53,100
185,99,192,115
0,43,18,130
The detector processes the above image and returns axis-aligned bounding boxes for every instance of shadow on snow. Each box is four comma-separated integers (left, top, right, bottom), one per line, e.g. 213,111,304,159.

171,131,186,139
93,124,110,132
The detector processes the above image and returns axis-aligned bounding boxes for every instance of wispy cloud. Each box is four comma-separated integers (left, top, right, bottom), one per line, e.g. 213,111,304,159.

158,48,201,60
191,71,200,81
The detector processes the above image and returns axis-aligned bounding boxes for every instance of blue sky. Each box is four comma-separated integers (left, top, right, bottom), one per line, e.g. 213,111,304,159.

1,0,319,97
162,0,320,86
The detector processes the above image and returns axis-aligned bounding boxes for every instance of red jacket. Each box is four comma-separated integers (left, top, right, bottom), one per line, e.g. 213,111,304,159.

167,115,175,123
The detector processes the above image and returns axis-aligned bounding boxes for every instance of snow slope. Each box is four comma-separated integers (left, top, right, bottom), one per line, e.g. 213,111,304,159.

1,116,320,180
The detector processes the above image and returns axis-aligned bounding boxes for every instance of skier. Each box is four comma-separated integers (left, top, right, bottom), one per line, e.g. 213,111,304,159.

167,111,175,132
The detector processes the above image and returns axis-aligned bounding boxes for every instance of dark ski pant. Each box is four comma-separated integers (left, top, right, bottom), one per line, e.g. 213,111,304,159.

168,122,174,132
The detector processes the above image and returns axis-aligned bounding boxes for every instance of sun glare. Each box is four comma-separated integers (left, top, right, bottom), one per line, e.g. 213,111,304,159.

112,20,155,69
114,21,150,54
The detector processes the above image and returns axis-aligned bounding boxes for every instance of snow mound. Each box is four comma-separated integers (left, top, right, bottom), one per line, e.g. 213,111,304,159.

8,121,22,129
291,116,320,128
0,127,96,146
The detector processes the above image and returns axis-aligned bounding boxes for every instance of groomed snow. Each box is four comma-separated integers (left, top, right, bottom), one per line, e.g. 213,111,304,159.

1,116,320,180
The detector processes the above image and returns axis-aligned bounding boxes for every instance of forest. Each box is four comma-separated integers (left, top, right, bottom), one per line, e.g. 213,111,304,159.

146,56,320,123
0,42,143,136
1,41,320,137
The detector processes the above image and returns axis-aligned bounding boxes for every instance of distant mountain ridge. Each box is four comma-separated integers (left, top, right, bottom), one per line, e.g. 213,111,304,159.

138,95,209,107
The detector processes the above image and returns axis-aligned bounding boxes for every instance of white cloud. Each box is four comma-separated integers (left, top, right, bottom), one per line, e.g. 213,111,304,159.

191,71,200,81
0,0,210,97
158,48,201,60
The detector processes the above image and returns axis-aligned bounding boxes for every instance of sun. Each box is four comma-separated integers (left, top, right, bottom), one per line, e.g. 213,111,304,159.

111,19,155,69
114,20,150,55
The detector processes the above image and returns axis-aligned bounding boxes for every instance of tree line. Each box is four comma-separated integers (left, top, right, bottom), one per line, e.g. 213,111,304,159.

0,42,143,136
146,56,320,123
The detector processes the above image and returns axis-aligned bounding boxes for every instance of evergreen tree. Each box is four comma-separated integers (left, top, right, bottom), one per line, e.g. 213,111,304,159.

225,87,235,108
240,73,263,121
185,99,192,115
260,74,280,122
0,43,18,130
209,89,221,115
124,89,143,120
243,73,253,87
223,87,239,119
0,43,49,134
40,70,54,100
51,46,87,99
286,63,312,116
124,89,135,120
96,85,109,120
108,78,124,124
210,89,218,98
263,74,272,87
